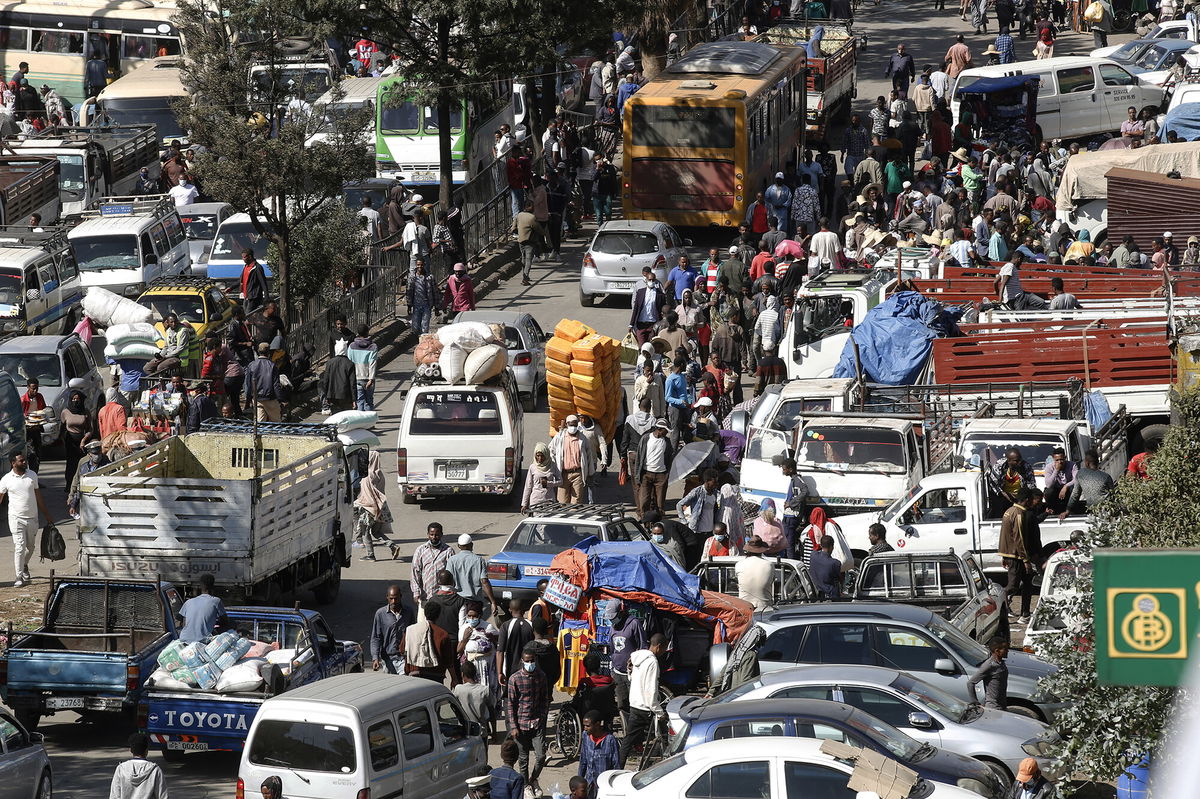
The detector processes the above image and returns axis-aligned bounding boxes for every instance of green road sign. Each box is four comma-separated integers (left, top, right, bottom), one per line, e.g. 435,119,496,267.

1094,549,1200,686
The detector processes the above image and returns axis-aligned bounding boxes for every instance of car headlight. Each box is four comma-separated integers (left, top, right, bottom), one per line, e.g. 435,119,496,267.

956,778,991,796
1022,731,1062,757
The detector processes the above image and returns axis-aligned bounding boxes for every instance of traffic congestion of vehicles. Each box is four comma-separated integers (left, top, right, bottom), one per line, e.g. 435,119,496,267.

0,0,1190,798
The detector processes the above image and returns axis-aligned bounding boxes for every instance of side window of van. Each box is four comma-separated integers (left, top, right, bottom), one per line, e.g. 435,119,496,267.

434,698,468,745
140,233,155,263
368,719,400,771
149,223,169,256
1056,67,1095,94
57,249,78,282
163,215,186,249
22,266,39,300
397,706,434,759
1100,64,1136,87
35,258,58,294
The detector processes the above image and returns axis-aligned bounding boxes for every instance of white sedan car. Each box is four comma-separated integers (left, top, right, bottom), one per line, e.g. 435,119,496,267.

597,736,983,799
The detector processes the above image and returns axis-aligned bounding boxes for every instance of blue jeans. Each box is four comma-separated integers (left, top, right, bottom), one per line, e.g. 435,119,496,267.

593,193,612,223
510,187,525,216
356,380,375,411
412,305,432,334
782,514,801,560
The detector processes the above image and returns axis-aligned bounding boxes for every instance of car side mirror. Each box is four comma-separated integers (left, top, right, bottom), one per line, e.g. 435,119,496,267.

683,238,693,246
468,720,483,737
29,732,44,743
907,712,934,729
933,658,957,674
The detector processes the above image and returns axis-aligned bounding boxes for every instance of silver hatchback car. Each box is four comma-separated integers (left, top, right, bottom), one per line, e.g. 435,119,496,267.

0,710,51,799
453,311,548,412
579,220,690,307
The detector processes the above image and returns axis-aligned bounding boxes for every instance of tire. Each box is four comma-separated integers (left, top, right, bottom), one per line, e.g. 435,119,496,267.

401,491,416,505
36,770,51,799
978,757,1013,785
15,708,39,732
521,392,536,413
554,706,582,761
313,566,341,604
1136,423,1171,452
1005,702,1045,722
579,288,595,307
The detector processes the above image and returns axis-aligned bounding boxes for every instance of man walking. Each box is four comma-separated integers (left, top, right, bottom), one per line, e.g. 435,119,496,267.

109,733,168,799
244,343,284,422
628,267,666,345
0,452,50,587
406,258,441,333
347,325,378,411
619,634,668,766
968,637,1011,709
240,249,269,312
512,201,546,286
550,414,597,504
634,420,673,515
885,44,916,96
506,644,551,799
999,488,1039,623
370,584,412,673
447,533,499,619
410,522,452,607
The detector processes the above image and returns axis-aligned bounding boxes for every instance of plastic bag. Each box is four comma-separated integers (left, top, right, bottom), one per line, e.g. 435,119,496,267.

215,660,266,693
39,524,65,561
619,331,639,365
436,321,495,350
1083,0,1103,21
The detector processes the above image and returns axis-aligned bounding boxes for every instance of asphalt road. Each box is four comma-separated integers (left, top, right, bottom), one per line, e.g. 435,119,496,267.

2,5,1117,797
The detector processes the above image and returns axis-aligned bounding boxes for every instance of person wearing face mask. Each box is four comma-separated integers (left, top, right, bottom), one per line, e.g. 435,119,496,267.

629,266,666,345
648,521,686,567
605,600,645,724
676,468,720,554
550,414,597,504
618,633,669,766
68,439,109,519
1005,758,1053,799
701,522,739,558
520,442,561,513
457,600,500,697
634,420,673,515
505,643,551,797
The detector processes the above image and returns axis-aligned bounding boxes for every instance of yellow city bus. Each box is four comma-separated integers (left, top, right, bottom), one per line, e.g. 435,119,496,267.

0,0,182,104
622,40,808,228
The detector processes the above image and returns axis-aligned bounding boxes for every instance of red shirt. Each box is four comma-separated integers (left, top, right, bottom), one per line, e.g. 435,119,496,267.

1127,451,1150,479
21,391,44,415
750,203,769,234
750,252,775,281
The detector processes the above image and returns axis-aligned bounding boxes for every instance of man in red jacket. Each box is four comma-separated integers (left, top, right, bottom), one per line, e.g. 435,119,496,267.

442,263,476,311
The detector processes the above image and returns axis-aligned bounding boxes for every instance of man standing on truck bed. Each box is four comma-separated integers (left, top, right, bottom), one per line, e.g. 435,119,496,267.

178,573,230,643
371,584,412,674
0,452,50,588
411,522,452,606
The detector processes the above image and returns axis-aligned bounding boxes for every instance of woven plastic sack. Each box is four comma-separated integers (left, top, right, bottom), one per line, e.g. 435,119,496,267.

463,343,508,384
107,322,160,346
326,409,378,432
439,342,467,384
436,321,495,350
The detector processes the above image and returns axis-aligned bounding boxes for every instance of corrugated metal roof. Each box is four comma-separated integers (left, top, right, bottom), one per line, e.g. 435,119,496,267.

1107,167,1200,246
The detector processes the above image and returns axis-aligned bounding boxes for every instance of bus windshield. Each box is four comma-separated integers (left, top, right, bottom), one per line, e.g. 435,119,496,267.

423,105,463,134
100,98,186,140
380,100,420,133
55,155,86,195
72,236,140,271
795,425,908,474
251,66,332,103
212,223,271,261
631,105,735,148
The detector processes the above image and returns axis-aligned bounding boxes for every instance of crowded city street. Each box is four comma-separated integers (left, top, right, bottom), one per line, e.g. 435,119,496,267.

0,0,1197,797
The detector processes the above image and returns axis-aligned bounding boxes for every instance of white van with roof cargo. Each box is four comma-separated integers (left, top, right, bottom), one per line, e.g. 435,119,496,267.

951,56,1164,141
396,369,523,504
67,195,190,297
0,226,83,334
238,673,487,799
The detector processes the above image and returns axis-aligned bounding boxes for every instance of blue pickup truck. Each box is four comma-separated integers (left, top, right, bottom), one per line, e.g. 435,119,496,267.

486,502,648,606
141,606,362,758
1,576,183,731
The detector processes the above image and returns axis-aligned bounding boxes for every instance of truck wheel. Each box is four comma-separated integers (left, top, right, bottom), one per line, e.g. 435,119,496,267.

1135,424,1171,453
314,567,341,604
35,770,50,799
15,708,39,732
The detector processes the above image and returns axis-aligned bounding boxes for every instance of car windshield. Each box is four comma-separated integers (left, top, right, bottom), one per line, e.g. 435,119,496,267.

0,272,22,306
408,391,504,436
1133,44,1170,70
248,720,356,774
891,674,970,723
593,231,658,256
631,752,687,790
72,235,140,271
55,154,85,195
509,520,623,554
1110,41,1149,61
141,296,205,324
212,223,272,261
0,353,61,386
961,434,1061,472
100,98,186,140
795,426,907,473
179,214,219,241
926,614,990,666
843,710,922,760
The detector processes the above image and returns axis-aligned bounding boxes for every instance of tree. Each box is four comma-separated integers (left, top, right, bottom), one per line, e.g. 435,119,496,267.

172,0,372,318
1039,389,1200,782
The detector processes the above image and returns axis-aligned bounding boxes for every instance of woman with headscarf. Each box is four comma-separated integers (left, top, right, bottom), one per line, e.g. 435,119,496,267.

457,599,500,695
1063,229,1094,263
594,95,620,160
752,498,788,554
60,388,93,487
633,359,666,418
261,776,283,799
520,442,561,513
355,450,396,561
718,482,745,550
753,294,781,357
800,507,852,570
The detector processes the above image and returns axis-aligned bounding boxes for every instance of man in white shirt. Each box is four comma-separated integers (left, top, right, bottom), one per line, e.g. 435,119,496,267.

947,229,975,269
358,196,382,241
0,452,50,587
929,67,952,103
809,217,842,266
735,537,775,611
168,176,199,207
618,633,667,766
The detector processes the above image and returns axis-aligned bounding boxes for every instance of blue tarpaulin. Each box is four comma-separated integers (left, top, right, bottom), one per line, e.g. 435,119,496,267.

955,75,1041,96
579,540,703,611
1162,103,1200,143
1085,389,1114,431
832,291,964,385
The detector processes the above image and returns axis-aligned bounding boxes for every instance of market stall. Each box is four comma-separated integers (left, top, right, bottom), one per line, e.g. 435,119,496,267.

954,74,1042,152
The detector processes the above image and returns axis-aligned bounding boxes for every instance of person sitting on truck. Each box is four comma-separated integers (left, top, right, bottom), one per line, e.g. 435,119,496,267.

177,573,230,643
145,314,195,375
1042,447,1078,514
1127,440,1157,480
989,447,1037,516
1063,449,1115,518
867,522,895,556
110,732,168,799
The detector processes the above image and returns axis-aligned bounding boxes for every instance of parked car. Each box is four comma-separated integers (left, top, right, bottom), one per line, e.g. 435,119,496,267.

673,664,1059,784
453,310,548,412
1024,547,1089,661
487,502,648,606
667,697,1005,797
0,709,51,799
176,202,234,276
0,333,104,446
751,603,1066,721
580,220,690,307
596,735,983,799
1104,38,1198,86
692,555,817,606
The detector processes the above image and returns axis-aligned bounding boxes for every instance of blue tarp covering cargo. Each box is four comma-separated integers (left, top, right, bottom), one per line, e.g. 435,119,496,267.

1162,103,1200,143
582,540,703,610
832,290,964,385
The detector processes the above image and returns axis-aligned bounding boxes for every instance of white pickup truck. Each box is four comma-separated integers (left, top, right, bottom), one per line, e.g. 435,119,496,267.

835,471,1087,579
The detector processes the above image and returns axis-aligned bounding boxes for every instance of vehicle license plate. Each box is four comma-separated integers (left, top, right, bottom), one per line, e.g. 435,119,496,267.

524,566,551,576
166,741,210,751
46,697,85,709
446,463,469,480
612,281,634,291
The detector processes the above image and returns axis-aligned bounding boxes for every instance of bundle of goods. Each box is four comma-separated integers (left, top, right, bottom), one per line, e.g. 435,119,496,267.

545,319,622,440
146,631,282,693
82,286,154,328
436,322,509,385
413,333,443,366
102,322,161,361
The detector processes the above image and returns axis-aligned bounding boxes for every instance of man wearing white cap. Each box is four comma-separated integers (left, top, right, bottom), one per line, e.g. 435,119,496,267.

550,414,596,504
764,172,792,232
447,533,498,618
1162,231,1179,265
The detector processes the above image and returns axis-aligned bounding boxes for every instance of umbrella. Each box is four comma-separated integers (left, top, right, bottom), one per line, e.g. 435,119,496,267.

773,239,804,258
882,137,902,150
668,440,717,485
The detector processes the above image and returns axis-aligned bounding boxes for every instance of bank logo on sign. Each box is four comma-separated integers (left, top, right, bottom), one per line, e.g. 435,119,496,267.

1107,588,1187,659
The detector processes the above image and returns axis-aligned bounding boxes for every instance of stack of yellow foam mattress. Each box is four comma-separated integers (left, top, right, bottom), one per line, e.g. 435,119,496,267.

545,319,623,441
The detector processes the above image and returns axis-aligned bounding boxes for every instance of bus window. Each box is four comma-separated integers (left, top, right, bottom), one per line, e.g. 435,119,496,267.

380,100,419,133
423,105,463,134
123,35,180,59
33,30,84,54
630,105,736,149
0,28,28,50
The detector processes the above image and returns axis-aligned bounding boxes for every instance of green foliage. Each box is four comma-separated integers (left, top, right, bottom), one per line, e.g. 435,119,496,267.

171,0,372,314
272,202,366,302
1040,389,1200,782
